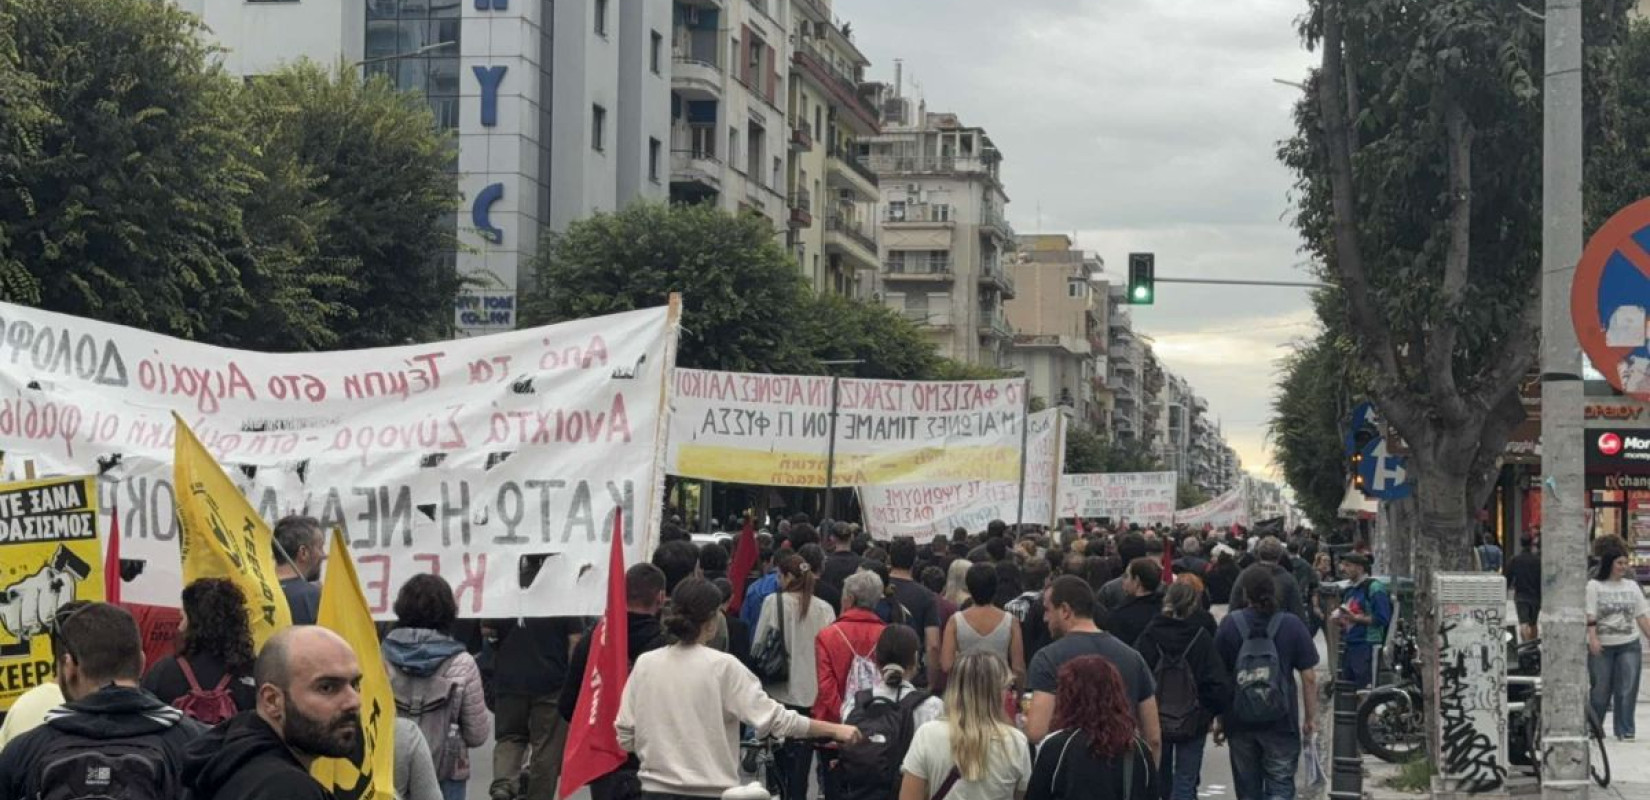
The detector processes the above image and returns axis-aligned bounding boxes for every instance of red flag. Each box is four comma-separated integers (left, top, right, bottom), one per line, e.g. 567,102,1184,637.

1161,534,1175,579
105,506,121,604
726,516,758,614
559,510,631,799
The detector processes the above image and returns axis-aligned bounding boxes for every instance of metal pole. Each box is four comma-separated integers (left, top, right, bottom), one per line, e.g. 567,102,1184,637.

1013,378,1031,529
823,375,841,520
1152,277,1335,289
1539,0,1589,796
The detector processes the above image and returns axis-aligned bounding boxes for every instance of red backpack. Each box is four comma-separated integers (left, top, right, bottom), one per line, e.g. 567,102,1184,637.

171,657,238,725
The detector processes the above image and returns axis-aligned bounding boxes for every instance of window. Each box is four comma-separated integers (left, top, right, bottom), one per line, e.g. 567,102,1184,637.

594,0,608,36
904,292,929,319
651,31,663,74
592,105,606,151
649,138,661,182
888,200,907,222
1069,280,1085,298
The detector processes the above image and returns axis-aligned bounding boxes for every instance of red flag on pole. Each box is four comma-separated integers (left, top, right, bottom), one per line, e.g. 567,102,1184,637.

105,506,121,604
726,516,758,614
1161,533,1175,580
559,510,631,799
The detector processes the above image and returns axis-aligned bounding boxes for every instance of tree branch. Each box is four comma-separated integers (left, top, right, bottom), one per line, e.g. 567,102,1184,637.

1465,384,1528,511
1470,291,1540,413
1426,100,1475,425
1316,0,1406,402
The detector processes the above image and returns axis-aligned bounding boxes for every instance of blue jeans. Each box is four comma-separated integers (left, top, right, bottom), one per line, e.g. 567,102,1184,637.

1160,737,1206,800
1590,641,1643,738
440,778,466,800
1229,729,1301,800
1341,642,1375,689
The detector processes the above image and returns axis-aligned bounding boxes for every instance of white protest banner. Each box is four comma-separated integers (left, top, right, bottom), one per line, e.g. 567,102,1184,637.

0,299,678,617
1058,472,1177,526
1174,481,1252,529
860,409,1065,541
668,369,1026,487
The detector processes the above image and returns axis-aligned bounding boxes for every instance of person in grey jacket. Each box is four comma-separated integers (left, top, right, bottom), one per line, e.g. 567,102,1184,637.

385,574,494,800
395,716,443,800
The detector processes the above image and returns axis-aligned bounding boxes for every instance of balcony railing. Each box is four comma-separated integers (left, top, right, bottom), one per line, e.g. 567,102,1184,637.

981,261,1016,296
979,309,1012,339
884,257,952,275
884,203,952,224
863,153,1000,179
826,143,879,189
789,119,813,150
826,213,876,253
791,37,880,128
981,203,1015,239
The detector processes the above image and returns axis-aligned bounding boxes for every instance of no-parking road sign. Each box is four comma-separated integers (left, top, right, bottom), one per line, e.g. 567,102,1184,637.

1572,197,1650,399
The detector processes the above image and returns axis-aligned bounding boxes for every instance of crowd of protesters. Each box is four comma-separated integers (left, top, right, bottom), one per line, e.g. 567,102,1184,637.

0,509,1375,800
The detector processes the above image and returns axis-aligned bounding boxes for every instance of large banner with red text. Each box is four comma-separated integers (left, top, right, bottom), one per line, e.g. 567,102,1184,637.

1058,472,1178,526
667,369,1026,487
0,300,678,617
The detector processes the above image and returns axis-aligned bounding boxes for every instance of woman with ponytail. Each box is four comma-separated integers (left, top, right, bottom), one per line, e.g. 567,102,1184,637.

874,625,944,729
617,578,860,799
1026,656,1155,800
752,552,837,800
899,651,1030,800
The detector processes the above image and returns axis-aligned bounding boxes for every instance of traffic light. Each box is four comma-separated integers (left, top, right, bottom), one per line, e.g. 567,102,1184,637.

1127,253,1155,305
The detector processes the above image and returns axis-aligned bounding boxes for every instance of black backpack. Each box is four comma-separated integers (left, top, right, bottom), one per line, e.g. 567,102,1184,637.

836,687,932,800
1231,613,1291,725
34,735,178,800
1153,630,1207,742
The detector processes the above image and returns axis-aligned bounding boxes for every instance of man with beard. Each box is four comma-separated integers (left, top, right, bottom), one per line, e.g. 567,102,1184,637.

0,603,205,798
184,626,363,800
273,515,327,625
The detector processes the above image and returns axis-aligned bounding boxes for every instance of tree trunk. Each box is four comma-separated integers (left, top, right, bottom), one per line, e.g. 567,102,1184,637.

1411,457,1478,764
1377,495,1418,578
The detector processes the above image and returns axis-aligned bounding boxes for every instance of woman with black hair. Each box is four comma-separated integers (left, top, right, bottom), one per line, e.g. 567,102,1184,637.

143,578,257,721
384,573,493,800
617,577,859,799
1588,546,1650,740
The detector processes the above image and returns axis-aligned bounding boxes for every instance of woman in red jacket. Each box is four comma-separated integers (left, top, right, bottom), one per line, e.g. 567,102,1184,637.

813,570,889,723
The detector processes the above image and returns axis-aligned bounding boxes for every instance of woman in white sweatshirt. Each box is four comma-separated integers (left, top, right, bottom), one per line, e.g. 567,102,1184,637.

617,577,861,799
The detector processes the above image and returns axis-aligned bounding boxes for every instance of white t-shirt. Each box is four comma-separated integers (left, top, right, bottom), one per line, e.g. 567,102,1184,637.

1586,578,1650,647
901,719,1031,800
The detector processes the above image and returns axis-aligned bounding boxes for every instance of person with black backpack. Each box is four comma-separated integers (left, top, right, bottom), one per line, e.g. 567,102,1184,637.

1133,583,1231,800
0,602,205,800
831,624,943,800
1213,566,1319,800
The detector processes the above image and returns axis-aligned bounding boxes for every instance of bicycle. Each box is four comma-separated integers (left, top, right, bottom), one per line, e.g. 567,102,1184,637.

733,735,841,800
1507,638,1610,789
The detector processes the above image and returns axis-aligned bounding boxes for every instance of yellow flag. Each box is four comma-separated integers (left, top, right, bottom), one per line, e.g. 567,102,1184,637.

173,413,292,649
310,529,396,800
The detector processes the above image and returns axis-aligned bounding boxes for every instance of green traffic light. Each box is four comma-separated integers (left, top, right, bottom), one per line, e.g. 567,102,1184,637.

1132,286,1150,301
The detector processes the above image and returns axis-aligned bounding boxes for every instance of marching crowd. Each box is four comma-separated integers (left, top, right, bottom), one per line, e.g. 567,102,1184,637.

0,513,1386,800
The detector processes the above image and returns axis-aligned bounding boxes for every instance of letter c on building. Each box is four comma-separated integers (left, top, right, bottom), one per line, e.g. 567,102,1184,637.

473,183,504,244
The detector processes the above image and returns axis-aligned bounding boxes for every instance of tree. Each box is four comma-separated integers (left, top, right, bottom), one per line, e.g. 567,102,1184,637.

2,0,262,340
236,63,462,349
798,291,942,379
1176,481,1211,510
1064,425,1162,475
1269,294,1363,530
0,6,47,304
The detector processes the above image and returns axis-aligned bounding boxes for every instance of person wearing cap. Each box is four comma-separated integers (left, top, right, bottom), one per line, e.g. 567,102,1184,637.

1333,553,1390,689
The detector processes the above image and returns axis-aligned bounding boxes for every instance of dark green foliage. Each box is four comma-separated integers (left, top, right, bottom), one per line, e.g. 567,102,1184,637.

1064,425,1161,475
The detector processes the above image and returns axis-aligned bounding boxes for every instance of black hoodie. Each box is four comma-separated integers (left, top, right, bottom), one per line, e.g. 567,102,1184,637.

1133,615,1232,737
182,711,332,800
558,611,668,721
0,684,205,798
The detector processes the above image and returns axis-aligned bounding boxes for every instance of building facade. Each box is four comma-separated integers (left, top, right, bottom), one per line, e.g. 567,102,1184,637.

176,0,671,336
1003,234,1103,423
860,87,1016,368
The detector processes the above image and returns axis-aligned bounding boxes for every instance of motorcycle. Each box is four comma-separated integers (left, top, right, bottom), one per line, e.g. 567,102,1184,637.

1355,620,1426,763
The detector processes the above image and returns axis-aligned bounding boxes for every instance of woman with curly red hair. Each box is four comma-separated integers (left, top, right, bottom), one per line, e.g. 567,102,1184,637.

1027,655,1155,800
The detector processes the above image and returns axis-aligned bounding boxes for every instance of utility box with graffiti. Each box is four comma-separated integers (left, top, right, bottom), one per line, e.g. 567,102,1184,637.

1433,574,1508,795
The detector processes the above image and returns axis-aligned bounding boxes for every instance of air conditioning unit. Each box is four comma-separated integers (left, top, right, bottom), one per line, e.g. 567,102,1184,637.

906,183,920,193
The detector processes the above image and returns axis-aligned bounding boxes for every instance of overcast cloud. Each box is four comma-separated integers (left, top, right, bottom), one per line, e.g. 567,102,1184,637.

837,0,1321,479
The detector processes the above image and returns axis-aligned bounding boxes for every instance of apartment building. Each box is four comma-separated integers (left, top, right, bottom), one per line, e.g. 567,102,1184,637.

860,86,1017,368
668,0,792,228
172,0,671,335
1108,296,1147,443
1003,234,1104,424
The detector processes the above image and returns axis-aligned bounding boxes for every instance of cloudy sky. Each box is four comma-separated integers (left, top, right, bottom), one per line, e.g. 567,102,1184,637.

835,0,1322,480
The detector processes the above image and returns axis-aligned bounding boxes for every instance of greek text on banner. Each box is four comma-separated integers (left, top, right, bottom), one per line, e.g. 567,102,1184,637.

1058,472,1177,526
668,369,1025,487
0,299,678,618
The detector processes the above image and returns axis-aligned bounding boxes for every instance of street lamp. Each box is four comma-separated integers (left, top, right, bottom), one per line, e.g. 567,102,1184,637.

354,40,456,68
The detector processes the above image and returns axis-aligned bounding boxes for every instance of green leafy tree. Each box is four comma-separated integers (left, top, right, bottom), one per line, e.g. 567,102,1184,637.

799,291,942,379
236,63,462,349
2,0,263,339
1176,481,1211,511
0,7,47,303
1269,293,1363,530
1064,425,1162,474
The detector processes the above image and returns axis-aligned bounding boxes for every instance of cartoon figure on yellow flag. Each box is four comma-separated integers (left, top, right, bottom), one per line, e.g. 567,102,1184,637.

0,475,102,711
174,413,292,649
311,529,396,800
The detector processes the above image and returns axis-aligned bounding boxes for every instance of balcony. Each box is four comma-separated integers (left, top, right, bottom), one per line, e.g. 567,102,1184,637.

672,56,722,101
741,176,785,223
981,203,1015,241
883,202,954,226
824,213,878,269
791,37,880,133
825,143,879,200
981,261,1017,299
978,308,1013,341
864,154,1002,182
788,189,812,228
790,120,813,152
670,149,722,198
883,256,952,281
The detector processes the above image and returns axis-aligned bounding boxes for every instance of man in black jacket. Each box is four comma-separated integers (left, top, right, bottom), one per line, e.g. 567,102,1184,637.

0,603,205,798
1227,536,1308,621
1101,557,1165,648
558,563,670,800
183,626,363,800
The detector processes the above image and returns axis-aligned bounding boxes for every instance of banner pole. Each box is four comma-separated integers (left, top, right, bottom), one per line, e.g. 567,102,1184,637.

1013,378,1031,530
823,375,841,520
